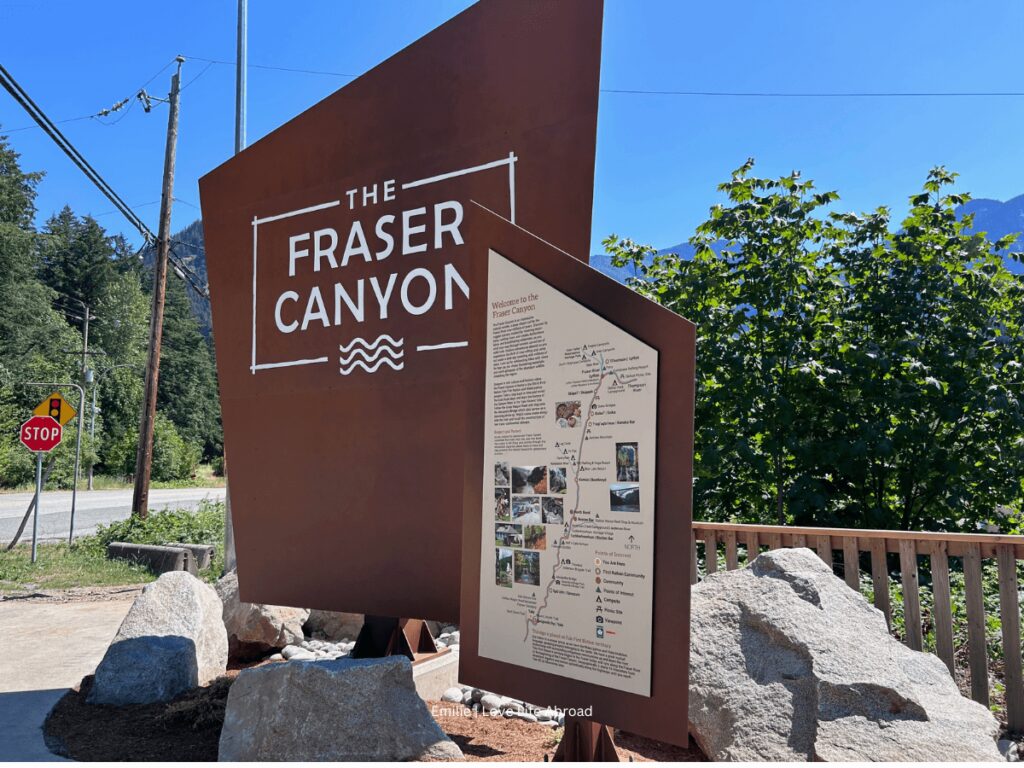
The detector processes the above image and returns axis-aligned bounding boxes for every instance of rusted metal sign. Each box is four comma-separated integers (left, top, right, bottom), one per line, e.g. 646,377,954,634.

199,0,603,619
458,203,695,748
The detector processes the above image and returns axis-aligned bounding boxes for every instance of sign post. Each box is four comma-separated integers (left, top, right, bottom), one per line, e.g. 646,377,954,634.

19,415,63,563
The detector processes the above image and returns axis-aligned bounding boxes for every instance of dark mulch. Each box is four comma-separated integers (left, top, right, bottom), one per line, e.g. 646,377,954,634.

44,673,234,761
45,670,704,762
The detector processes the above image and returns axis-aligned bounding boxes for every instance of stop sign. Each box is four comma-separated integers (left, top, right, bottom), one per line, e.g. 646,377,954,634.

19,415,63,452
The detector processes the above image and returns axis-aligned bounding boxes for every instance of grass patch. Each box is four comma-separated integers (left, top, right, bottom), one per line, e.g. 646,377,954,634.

0,541,154,594
0,463,226,494
0,501,226,593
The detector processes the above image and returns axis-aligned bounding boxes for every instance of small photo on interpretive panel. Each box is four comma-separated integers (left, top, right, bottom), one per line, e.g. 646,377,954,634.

495,547,513,589
609,482,641,513
495,523,523,548
511,496,542,524
555,400,582,428
494,461,510,486
514,550,541,586
494,487,510,521
512,465,548,494
548,466,567,494
523,524,547,551
542,497,564,524
615,442,639,482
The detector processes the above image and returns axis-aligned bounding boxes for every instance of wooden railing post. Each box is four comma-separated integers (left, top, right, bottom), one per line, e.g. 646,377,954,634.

745,530,760,564
815,534,833,571
869,538,892,628
964,543,989,707
998,544,1024,733
842,536,860,591
930,540,955,677
690,529,698,585
724,530,738,570
898,539,923,651
704,531,718,575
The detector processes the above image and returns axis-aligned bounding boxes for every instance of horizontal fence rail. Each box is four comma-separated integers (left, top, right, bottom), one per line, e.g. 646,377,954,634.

691,521,1024,733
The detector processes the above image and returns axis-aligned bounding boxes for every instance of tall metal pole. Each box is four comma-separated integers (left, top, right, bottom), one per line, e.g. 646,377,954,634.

69,384,84,542
235,0,247,154
88,382,97,491
224,0,247,572
132,57,183,519
31,452,42,563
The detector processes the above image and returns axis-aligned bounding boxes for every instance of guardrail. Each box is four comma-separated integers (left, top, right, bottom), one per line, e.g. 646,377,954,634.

691,521,1024,731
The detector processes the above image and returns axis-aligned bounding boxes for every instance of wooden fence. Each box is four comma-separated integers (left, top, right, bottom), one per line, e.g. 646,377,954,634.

691,521,1024,732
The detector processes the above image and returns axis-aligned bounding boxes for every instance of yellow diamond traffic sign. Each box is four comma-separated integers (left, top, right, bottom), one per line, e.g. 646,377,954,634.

33,391,77,426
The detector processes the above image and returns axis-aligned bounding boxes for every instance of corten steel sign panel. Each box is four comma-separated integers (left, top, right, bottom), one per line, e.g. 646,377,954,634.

459,203,695,747
199,0,603,619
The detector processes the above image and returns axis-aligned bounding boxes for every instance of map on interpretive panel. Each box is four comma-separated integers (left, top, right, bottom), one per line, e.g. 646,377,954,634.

478,250,658,697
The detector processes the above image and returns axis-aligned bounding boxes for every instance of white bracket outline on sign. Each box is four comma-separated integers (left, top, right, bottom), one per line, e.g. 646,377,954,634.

250,152,518,374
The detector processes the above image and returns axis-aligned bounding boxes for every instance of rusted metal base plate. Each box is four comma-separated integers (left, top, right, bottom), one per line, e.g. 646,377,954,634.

553,718,619,762
350,616,449,665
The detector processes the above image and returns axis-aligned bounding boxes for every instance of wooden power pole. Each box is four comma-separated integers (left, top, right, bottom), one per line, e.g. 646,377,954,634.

132,57,183,518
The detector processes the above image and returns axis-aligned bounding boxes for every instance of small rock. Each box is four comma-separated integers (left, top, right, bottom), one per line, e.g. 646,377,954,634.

479,693,504,713
1000,739,1020,762
440,624,458,635
449,631,460,644
435,640,447,649
535,708,559,721
470,688,485,703
511,711,538,723
538,720,559,728
461,691,473,706
288,651,316,662
268,653,284,661
281,644,305,659
501,701,525,714
438,632,452,641
441,686,464,703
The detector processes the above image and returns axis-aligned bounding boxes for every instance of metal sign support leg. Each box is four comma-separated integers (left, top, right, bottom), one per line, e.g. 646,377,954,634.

31,451,42,563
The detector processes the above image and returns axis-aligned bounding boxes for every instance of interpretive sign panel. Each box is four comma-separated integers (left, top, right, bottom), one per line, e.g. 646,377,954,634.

199,0,603,619
460,204,695,747
479,251,658,696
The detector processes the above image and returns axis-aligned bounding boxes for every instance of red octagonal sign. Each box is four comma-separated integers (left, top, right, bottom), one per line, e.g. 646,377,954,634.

20,415,62,453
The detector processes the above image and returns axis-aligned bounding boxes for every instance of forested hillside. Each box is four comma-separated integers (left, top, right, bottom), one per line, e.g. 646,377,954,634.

0,134,221,488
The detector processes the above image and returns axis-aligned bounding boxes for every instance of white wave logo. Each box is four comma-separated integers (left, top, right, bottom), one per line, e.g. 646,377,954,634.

338,335,405,375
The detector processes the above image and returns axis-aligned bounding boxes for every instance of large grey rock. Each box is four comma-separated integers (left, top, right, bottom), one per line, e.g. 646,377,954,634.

303,609,364,641
89,571,227,705
689,548,1002,762
215,570,309,658
218,656,462,761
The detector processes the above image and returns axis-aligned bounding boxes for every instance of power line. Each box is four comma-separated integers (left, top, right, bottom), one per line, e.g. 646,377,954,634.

185,54,1024,98
1,62,201,298
184,54,358,79
600,88,1024,98
0,63,155,242
2,57,179,134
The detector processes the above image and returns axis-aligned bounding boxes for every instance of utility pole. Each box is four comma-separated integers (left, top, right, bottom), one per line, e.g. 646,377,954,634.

223,0,247,572
132,57,184,518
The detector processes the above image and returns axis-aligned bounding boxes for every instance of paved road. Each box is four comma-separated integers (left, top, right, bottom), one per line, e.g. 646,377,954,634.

0,595,135,760
0,487,226,544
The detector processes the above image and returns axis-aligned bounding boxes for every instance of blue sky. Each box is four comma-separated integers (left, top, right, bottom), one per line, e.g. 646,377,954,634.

2,1,1023,254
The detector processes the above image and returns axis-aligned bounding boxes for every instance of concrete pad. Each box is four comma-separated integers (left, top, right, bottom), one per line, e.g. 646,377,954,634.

413,649,460,700
0,597,132,760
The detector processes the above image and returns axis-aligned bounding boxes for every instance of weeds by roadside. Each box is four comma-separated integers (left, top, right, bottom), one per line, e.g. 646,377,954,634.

0,501,226,594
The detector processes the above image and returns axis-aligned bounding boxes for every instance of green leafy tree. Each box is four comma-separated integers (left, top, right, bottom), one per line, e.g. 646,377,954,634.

156,274,222,458
607,162,1024,531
